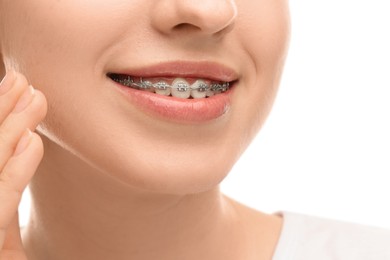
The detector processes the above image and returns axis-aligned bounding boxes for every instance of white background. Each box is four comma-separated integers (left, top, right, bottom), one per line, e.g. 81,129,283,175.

20,1,390,228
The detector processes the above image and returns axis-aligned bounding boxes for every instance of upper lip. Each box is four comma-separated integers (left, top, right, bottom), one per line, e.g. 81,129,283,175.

108,61,239,82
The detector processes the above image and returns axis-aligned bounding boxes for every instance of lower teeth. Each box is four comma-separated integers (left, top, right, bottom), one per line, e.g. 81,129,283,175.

108,74,230,99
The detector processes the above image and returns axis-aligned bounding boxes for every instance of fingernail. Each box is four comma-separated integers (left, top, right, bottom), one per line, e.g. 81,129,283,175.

14,129,33,156
12,85,35,113
0,70,16,96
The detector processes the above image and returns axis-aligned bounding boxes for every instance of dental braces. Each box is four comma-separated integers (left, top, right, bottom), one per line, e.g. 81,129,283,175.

113,76,230,93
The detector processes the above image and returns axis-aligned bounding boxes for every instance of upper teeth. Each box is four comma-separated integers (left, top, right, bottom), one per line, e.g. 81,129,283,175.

111,75,230,99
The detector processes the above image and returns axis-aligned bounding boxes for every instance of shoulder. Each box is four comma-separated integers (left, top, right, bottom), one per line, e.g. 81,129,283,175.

272,212,390,260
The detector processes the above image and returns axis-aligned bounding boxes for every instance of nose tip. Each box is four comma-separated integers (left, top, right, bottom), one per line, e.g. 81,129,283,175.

151,0,237,36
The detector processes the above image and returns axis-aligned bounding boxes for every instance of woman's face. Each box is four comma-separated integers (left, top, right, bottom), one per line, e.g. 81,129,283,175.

0,0,289,194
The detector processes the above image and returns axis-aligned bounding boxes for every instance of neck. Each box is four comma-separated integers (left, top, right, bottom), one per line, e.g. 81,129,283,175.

23,135,259,260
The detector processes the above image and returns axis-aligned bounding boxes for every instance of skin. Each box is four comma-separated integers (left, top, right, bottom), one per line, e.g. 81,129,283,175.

0,0,290,259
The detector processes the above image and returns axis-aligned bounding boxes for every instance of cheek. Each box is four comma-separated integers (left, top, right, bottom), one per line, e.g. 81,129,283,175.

238,0,290,70
0,1,132,142
227,0,290,150
0,1,130,76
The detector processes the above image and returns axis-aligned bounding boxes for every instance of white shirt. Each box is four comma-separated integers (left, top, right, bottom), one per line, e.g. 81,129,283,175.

272,212,390,260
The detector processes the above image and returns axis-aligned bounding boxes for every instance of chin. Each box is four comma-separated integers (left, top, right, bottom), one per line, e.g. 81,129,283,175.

126,163,230,195
92,144,237,195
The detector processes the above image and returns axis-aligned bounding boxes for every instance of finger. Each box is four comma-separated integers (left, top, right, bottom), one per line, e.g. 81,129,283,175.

0,131,43,235
0,213,27,260
2,213,23,251
0,87,47,171
0,218,27,260
0,71,30,123
0,249,27,260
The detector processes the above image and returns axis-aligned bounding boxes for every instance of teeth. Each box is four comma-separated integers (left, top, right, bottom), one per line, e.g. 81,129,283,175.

171,78,191,99
117,75,133,87
190,80,208,99
206,91,215,97
139,78,155,93
109,74,230,99
210,83,222,95
154,81,171,96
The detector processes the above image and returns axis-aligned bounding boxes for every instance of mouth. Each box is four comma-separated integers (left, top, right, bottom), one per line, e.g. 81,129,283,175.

106,61,239,123
107,73,233,99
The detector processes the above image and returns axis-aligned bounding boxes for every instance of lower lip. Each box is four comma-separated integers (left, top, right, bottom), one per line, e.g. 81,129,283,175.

111,81,234,123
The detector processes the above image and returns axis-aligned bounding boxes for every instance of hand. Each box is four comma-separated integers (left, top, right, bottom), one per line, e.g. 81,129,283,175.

0,71,47,259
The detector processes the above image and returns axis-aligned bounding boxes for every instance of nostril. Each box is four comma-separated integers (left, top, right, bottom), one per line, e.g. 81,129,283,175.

173,23,201,32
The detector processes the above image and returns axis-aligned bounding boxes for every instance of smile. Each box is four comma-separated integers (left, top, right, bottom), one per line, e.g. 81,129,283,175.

107,73,230,99
106,61,238,122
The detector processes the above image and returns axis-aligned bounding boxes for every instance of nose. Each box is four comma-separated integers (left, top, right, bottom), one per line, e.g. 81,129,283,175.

150,0,237,37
